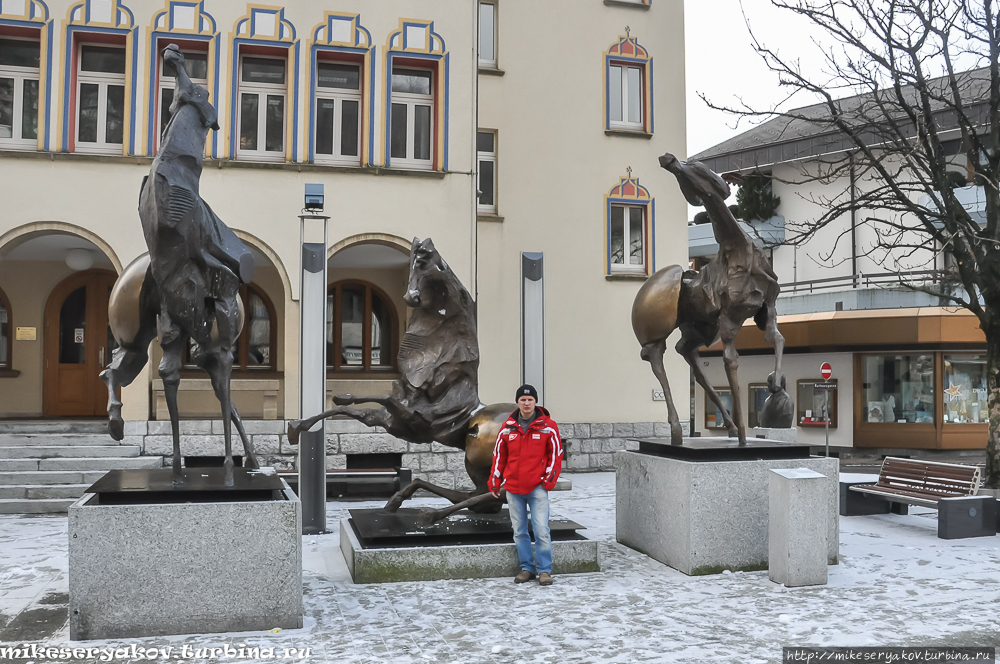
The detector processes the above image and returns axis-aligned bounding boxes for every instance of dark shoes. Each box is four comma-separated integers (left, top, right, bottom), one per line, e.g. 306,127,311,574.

538,572,553,586
514,570,536,583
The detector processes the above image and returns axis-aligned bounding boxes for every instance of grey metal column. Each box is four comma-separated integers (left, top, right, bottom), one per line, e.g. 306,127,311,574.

298,216,329,535
521,252,544,405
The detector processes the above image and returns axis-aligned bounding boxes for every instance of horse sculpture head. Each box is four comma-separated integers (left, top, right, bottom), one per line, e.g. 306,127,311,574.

162,44,219,131
404,237,459,311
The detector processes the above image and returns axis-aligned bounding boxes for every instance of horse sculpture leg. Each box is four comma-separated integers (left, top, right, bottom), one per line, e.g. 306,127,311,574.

640,339,684,444
100,332,155,441
719,318,746,445
202,353,259,470
287,402,408,446
158,335,186,483
763,301,785,382
415,490,504,526
677,332,740,439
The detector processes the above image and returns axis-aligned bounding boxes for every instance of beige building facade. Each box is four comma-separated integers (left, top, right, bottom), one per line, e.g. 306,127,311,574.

0,0,688,475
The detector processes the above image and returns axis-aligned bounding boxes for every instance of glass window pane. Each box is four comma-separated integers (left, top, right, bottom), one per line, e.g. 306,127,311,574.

479,2,495,63
325,292,334,365
391,68,431,95
265,94,283,152
629,207,644,264
0,297,8,368
627,67,642,124
242,57,285,85
340,286,364,366
317,62,359,90
610,206,624,265
390,103,407,159
478,158,494,206
162,52,208,80
21,78,37,139
315,98,334,155
160,87,173,136
706,389,733,429
0,77,11,139
0,39,40,68
81,45,126,74
748,385,768,429
477,130,494,153
414,105,431,160
371,294,391,366
78,83,99,143
239,93,258,150
247,292,270,367
59,286,87,365
942,354,988,423
609,65,622,122
862,355,935,423
340,99,359,157
105,84,124,144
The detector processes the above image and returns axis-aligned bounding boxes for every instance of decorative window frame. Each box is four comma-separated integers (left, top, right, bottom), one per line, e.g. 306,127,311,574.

603,29,652,134
383,18,449,171
145,0,218,157
605,168,654,275
0,0,51,151
326,279,399,374
227,4,298,162
306,11,374,166
61,0,137,154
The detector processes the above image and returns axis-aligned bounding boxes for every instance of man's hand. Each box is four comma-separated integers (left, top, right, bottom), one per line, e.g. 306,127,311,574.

490,490,501,499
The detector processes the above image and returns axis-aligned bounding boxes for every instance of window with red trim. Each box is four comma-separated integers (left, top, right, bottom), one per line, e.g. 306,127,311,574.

389,64,433,170
314,51,362,166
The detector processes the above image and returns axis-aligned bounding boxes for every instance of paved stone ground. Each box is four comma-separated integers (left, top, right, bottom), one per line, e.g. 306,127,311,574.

1,473,999,663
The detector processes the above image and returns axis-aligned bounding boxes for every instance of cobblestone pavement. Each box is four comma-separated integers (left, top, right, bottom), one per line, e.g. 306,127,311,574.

1,472,999,663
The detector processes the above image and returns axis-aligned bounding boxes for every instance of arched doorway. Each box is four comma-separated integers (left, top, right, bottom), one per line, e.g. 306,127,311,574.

43,269,118,417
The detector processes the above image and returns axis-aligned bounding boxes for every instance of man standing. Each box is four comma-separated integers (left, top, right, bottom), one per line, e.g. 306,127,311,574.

488,385,563,585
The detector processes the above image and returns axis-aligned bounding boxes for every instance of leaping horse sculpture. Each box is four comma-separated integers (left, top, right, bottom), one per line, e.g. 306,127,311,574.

101,44,258,485
632,152,786,445
288,237,515,524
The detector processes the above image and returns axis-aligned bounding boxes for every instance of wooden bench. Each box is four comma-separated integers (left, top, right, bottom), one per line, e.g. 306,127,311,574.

848,457,995,539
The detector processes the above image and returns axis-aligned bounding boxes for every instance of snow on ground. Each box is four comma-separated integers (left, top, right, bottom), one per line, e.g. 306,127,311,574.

0,472,998,663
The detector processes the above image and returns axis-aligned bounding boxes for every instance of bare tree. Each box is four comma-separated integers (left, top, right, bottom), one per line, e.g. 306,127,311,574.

706,0,1000,486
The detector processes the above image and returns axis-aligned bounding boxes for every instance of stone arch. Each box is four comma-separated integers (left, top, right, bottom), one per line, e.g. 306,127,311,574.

328,232,411,260
231,229,292,302
0,222,123,273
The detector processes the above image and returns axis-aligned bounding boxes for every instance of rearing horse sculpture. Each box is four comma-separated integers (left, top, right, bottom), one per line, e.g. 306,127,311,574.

632,152,785,445
101,44,257,485
288,238,515,524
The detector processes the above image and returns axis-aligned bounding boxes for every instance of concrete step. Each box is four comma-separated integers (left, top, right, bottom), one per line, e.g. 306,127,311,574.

0,420,107,434
0,498,77,514
0,433,115,446
0,470,108,485
0,445,140,459
0,457,161,472
0,484,89,499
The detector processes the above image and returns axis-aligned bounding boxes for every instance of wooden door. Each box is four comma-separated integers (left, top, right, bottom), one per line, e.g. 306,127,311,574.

44,270,118,417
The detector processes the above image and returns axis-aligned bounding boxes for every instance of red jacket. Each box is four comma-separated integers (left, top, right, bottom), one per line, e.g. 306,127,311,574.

487,407,563,494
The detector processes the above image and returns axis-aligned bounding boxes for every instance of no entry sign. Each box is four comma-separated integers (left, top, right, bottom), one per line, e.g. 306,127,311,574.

820,362,833,380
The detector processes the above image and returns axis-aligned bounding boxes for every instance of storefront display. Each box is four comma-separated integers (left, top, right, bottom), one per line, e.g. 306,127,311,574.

862,355,935,424
942,354,988,423
796,379,838,428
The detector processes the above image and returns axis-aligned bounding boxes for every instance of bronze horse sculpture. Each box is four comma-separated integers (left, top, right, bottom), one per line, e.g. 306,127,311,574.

101,44,258,484
632,152,786,445
288,237,515,524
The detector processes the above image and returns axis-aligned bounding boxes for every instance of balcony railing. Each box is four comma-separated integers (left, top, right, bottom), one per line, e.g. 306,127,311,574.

780,269,947,295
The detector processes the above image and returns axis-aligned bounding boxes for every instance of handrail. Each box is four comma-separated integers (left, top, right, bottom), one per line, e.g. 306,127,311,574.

780,269,946,294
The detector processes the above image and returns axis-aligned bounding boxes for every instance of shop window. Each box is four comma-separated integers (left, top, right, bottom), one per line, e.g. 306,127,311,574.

747,383,767,429
76,44,126,154
861,355,935,423
0,286,11,370
942,354,988,423
157,48,209,149
237,54,286,161
478,2,496,68
477,130,496,213
796,379,838,428
314,61,361,165
184,284,276,371
609,204,646,274
389,66,433,169
327,281,397,372
704,387,733,430
0,37,40,149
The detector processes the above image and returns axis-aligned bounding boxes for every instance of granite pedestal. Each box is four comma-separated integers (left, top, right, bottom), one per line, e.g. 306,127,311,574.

938,496,997,539
340,508,600,583
69,469,302,640
616,440,838,575
769,468,830,587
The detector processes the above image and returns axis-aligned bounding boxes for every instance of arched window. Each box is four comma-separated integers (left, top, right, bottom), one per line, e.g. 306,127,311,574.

0,286,12,370
326,280,397,372
184,283,277,371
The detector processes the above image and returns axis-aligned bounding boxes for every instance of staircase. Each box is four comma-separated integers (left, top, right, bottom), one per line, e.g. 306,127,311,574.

0,421,162,514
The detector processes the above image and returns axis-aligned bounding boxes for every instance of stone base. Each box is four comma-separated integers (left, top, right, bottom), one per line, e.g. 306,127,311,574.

340,517,600,583
769,468,830,587
840,474,891,516
938,496,997,539
615,450,838,575
753,427,797,443
68,481,302,640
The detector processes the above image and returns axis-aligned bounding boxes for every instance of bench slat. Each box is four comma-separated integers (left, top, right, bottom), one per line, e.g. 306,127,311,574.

850,485,949,508
849,457,983,509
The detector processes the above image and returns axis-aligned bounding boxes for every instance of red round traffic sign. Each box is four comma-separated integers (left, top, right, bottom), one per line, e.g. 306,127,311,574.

820,362,832,380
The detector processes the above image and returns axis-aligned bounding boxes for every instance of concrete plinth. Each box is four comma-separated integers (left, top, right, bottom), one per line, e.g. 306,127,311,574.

753,428,797,443
615,449,838,575
769,468,830,587
340,518,600,583
938,496,997,539
68,482,302,640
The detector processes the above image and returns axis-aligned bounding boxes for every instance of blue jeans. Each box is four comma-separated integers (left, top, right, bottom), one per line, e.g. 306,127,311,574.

506,485,552,574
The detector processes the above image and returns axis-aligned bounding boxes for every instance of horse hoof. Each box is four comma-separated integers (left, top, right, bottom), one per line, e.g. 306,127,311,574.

383,494,404,513
108,415,124,442
416,508,437,526
286,422,301,446
332,393,354,406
